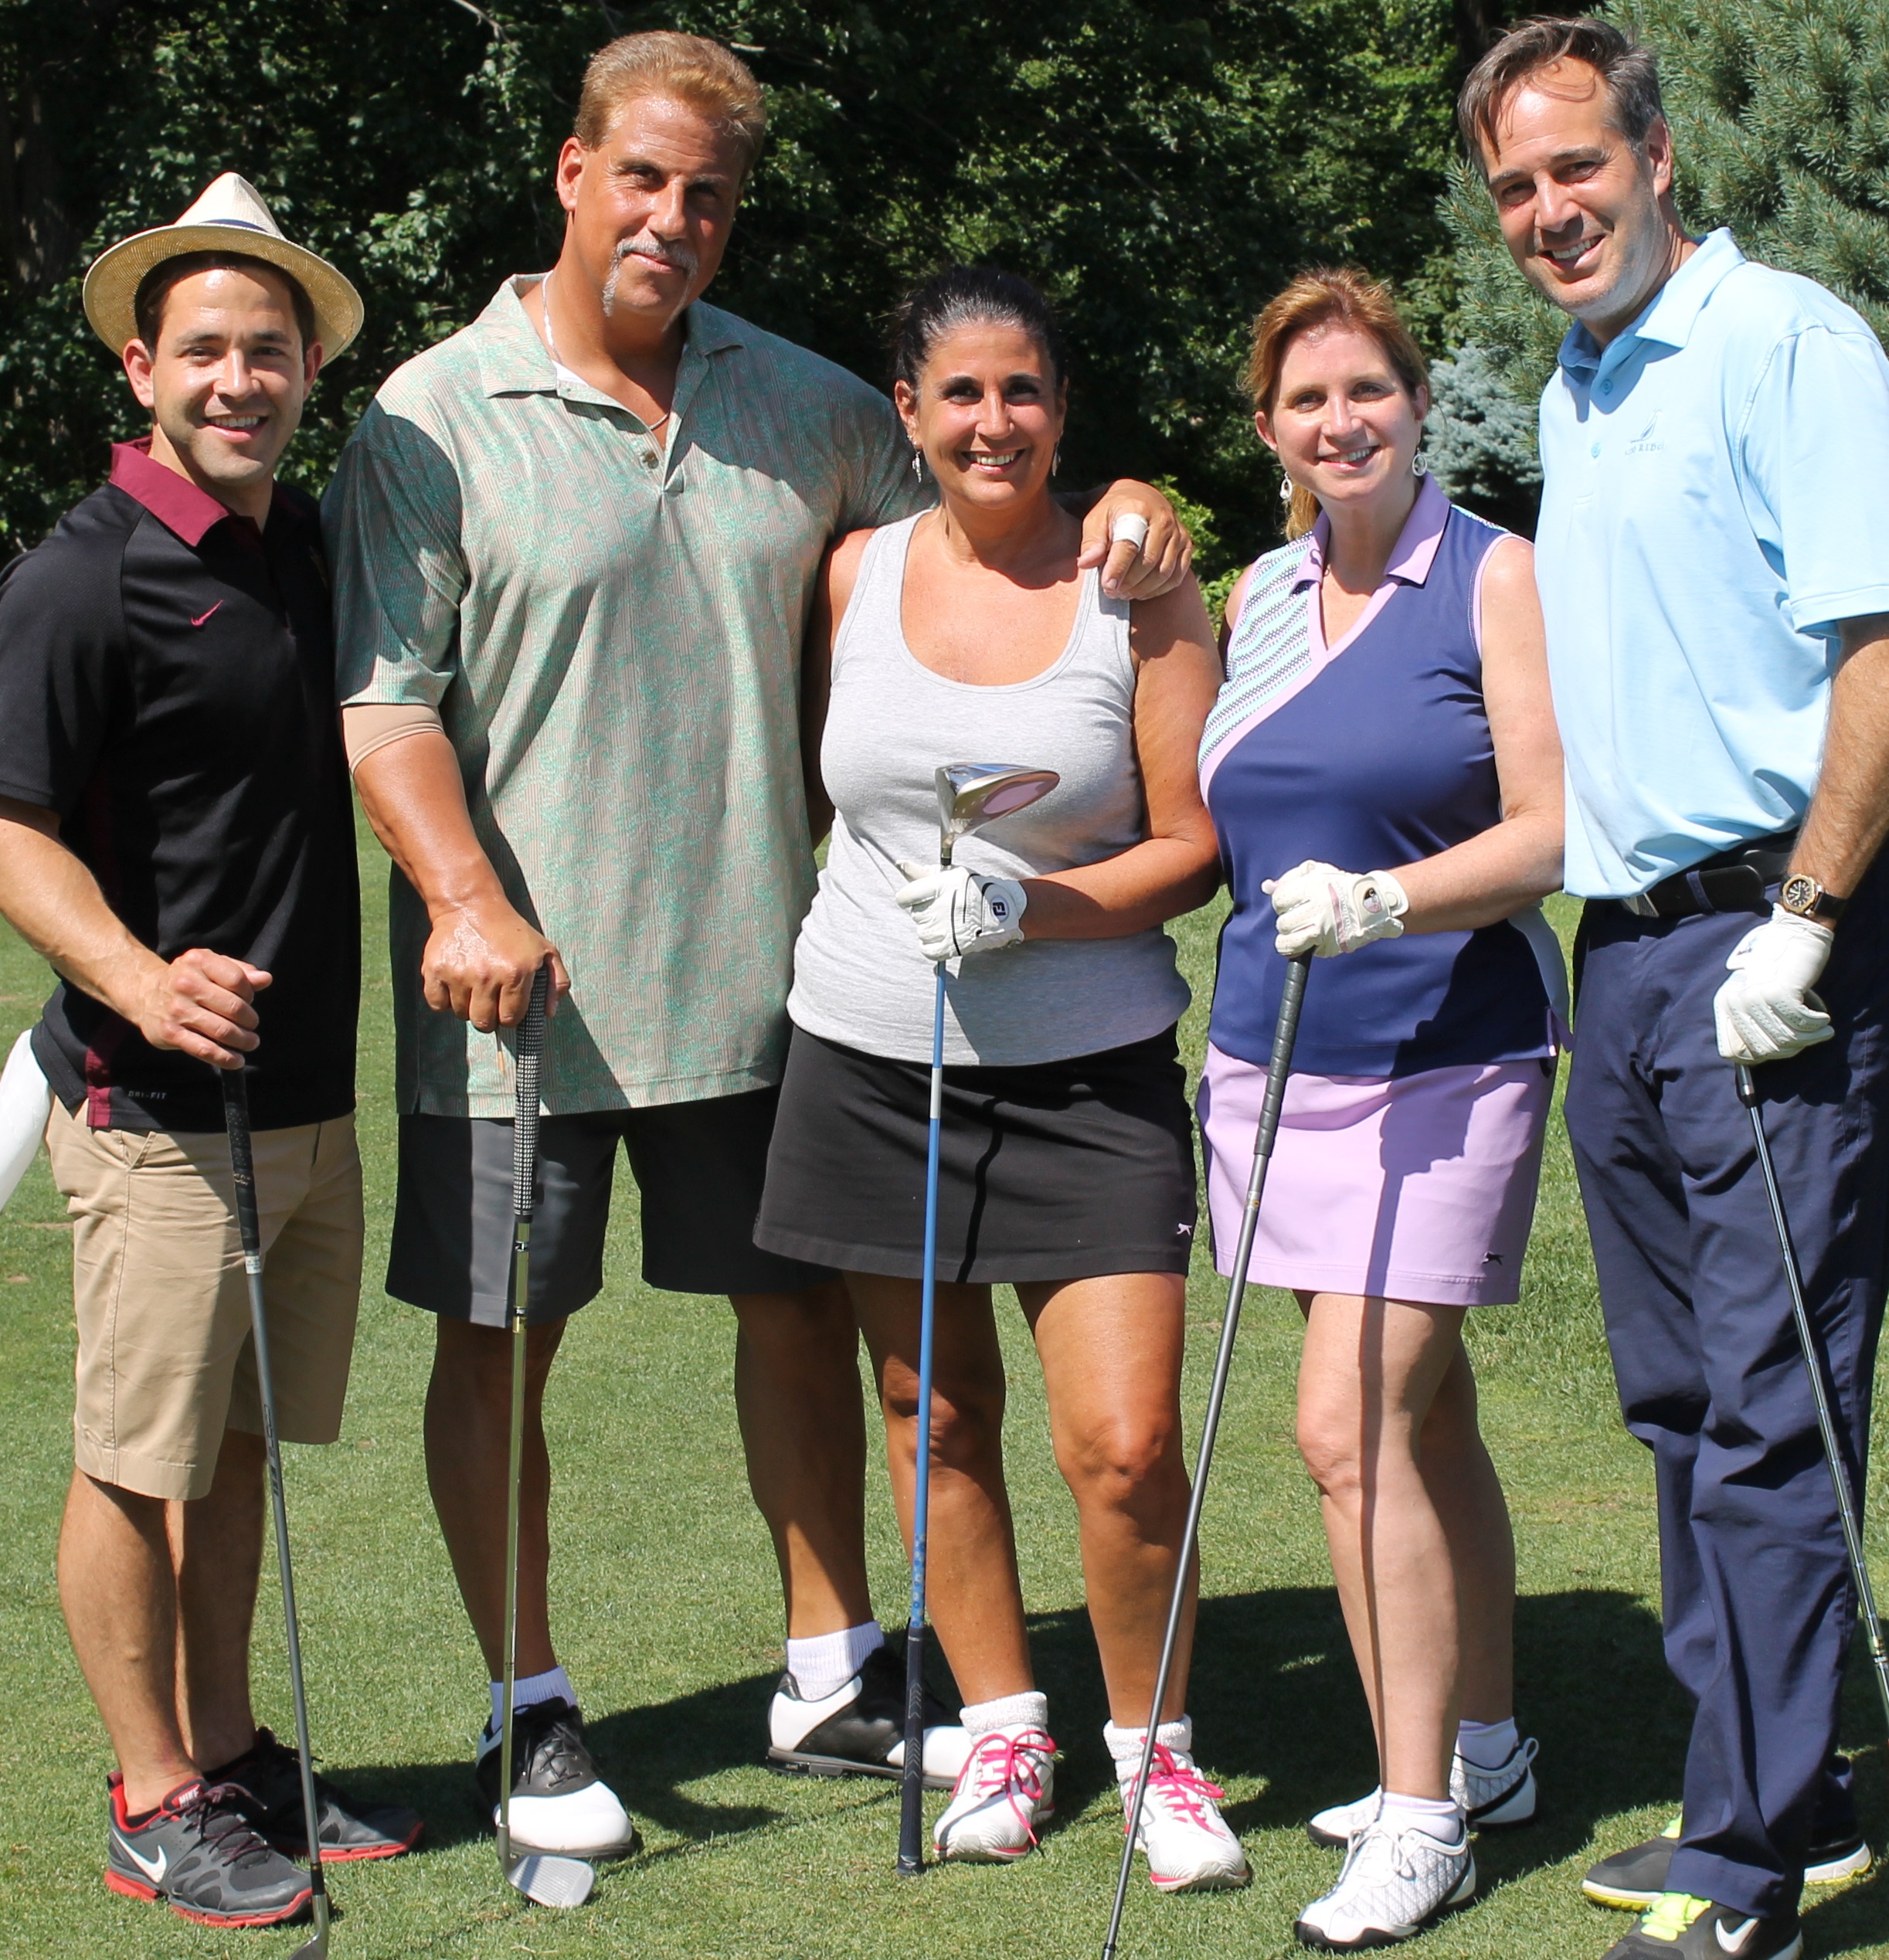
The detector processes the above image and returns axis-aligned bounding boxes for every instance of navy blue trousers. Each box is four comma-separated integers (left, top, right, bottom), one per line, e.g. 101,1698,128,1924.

1566,871,1889,1918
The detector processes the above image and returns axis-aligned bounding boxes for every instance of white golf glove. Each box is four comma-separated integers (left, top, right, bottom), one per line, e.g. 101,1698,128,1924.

1714,906,1836,1063
1264,860,1409,958
895,862,1029,960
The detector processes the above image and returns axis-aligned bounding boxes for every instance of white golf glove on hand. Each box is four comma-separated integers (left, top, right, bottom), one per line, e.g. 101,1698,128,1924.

895,862,1030,960
1264,860,1410,958
1714,905,1836,1063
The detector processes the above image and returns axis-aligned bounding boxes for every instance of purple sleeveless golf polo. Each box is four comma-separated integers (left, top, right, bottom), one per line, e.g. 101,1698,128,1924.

1200,477,1555,1078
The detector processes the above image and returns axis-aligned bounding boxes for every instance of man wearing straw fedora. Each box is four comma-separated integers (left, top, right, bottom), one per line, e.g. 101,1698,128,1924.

0,174,420,1928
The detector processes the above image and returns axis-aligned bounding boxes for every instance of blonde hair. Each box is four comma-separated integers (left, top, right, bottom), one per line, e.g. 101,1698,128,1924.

1245,267,1430,541
574,32,767,178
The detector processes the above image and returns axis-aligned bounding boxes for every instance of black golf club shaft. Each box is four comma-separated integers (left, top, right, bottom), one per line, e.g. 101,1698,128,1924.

219,1065,330,1954
1101,953,1310,1960
499,966,550,1877
1735,1064,1889,1735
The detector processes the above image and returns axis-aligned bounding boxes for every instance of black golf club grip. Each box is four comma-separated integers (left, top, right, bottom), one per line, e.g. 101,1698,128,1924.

218,1067,264,1258
511,966,549,1219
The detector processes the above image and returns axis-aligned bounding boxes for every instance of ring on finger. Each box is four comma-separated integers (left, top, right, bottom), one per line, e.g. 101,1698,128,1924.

1109,512,1150,554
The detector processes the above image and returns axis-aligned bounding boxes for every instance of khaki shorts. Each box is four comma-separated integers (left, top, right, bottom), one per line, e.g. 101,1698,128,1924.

46,1099,363,1501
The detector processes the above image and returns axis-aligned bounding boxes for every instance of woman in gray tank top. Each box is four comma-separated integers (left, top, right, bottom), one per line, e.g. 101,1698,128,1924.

754,269,1242,1890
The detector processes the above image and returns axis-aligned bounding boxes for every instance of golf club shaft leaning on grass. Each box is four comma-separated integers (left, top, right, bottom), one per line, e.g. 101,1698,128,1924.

497,968,593,1909
219,1065,331,1959
1735,1062,1889,1736
1101,952,1312,1960
899,763,1062,1875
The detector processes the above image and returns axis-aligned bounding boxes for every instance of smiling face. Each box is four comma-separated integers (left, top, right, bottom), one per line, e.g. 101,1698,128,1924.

1481,59,1681,341
556,91,744,337
894,321,1066,518
1256,323,1427,520
123,265,319,518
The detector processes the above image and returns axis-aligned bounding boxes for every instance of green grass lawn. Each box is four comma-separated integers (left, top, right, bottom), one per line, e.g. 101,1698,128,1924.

3,829,1888,1958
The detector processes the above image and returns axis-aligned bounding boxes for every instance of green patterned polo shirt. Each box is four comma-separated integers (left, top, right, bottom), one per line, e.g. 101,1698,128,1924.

325,279,921,1116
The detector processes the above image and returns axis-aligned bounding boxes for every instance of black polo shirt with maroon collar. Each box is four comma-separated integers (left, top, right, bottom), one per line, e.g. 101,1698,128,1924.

0,440,358,1133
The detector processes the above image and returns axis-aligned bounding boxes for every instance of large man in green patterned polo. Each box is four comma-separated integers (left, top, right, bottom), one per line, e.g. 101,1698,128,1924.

324,31,1187,1849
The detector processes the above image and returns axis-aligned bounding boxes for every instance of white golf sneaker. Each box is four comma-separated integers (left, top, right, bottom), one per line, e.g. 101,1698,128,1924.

1121,1741,1251,1892
933,1724,1056,1862
766,1644,971,1789
1306,1738,1537,1849
1295,1816,1475,1950
474,1699,639,1860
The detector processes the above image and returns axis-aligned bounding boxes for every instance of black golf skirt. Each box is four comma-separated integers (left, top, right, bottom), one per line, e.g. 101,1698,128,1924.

753,1024,1199,1285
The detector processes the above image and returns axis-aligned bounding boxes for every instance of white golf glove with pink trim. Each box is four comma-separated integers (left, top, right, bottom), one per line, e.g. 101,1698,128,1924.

1714,907,1836,1063
895,862,1029,960
1265,860,1409,958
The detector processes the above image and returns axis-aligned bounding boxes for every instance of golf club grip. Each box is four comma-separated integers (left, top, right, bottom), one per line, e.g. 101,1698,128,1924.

218,1068,263,1259
511,966,549,1219
1255,954,1311,1157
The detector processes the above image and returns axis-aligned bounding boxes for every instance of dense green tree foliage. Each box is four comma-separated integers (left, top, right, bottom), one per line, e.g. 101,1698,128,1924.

1,0,1463,577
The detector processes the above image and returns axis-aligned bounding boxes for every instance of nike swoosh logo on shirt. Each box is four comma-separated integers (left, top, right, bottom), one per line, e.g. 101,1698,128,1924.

191,603,223,627
115,1833,168,1884
1716,1918,1760,1955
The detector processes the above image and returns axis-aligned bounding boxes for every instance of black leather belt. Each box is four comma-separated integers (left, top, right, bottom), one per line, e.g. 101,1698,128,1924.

1621,831,1798,919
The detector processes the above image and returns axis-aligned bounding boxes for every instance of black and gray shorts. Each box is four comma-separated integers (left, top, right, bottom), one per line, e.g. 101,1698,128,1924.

754,1024,1198,1285
388,1086,833,1327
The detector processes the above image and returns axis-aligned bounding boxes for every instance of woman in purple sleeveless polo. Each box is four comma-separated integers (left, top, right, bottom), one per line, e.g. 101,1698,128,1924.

1199,270,1565,1949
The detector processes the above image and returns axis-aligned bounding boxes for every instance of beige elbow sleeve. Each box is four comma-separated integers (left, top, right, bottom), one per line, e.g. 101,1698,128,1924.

341,701,446,773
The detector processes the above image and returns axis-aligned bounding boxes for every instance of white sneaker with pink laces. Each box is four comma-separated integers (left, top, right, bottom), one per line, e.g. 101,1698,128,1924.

1108,1719,1251,1893
933,1724,1057,1862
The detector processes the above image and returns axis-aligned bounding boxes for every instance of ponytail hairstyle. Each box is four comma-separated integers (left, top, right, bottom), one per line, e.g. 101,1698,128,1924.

890,265,1068,396
1245,267,1429,541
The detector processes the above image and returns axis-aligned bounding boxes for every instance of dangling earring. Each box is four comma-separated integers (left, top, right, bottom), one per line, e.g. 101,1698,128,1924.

1412,451,1425,477
912,447,926,481
1279,474,1293,505
1052,444,1062,475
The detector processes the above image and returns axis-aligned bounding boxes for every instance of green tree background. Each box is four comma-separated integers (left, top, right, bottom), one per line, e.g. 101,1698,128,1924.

2,0,1470,591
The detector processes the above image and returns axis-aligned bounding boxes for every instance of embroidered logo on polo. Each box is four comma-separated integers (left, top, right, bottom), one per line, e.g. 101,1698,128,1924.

1626,412,1665,456
190,603,223,627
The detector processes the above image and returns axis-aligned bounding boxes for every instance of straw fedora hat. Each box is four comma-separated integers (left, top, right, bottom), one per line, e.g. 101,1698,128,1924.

83,172,363,358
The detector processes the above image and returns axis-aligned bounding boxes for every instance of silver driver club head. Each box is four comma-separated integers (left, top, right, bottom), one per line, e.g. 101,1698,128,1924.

505,1851,596,1909
935,763,1060,863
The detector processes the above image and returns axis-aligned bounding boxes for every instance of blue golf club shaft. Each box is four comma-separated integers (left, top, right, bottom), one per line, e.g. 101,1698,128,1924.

898,958,949,1874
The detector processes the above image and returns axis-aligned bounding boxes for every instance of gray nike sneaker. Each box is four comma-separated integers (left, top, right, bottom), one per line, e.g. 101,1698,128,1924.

104,1774,311,1927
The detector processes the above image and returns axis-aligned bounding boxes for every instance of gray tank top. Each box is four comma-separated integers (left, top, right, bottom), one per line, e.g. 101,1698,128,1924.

787,512,1191,1065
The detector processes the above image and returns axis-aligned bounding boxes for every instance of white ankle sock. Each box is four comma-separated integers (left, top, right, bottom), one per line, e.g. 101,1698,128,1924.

1378,1789,1464,1842
1456,1716,1519,1770
785,1620,885,1702
961,1690,1048,1737
1103,1717,1192,1776
489,1664,575,1732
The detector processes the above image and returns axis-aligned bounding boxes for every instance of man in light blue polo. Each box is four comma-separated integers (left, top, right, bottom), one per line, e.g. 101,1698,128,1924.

1463,17,1889,1960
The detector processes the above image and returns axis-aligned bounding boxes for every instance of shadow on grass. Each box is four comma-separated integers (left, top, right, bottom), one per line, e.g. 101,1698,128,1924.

321,1582,1889,1949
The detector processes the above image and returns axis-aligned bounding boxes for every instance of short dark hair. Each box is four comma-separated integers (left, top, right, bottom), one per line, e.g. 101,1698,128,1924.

890,265,1068,396
132,251,318,353
1458,15,1665,178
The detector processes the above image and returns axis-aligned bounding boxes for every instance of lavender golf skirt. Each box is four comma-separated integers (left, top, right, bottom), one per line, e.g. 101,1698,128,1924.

1197,1043,1554,1307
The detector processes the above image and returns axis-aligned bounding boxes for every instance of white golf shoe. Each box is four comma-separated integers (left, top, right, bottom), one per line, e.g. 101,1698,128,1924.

1295,1815,1475,1950
933,1724,1056,1862
1120,1741,1250,1892
1306,1738,1537,1848
474,1699,639,1860
766,1643,970,1789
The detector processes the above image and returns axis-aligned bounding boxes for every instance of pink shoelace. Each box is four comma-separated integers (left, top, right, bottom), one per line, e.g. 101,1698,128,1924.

953,1726,1056,1849
1123,1743,1228,1836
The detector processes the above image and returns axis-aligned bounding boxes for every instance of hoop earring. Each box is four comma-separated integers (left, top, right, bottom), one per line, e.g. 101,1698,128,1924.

912,447,926,481
1279,475,1293,505
1412,450,1425,477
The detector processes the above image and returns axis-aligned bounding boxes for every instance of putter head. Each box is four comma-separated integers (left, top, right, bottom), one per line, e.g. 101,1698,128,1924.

507,1851,596,1909
934,763,1060,861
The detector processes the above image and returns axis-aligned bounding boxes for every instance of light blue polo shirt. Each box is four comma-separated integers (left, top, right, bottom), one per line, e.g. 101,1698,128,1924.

1535,227,1889,898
